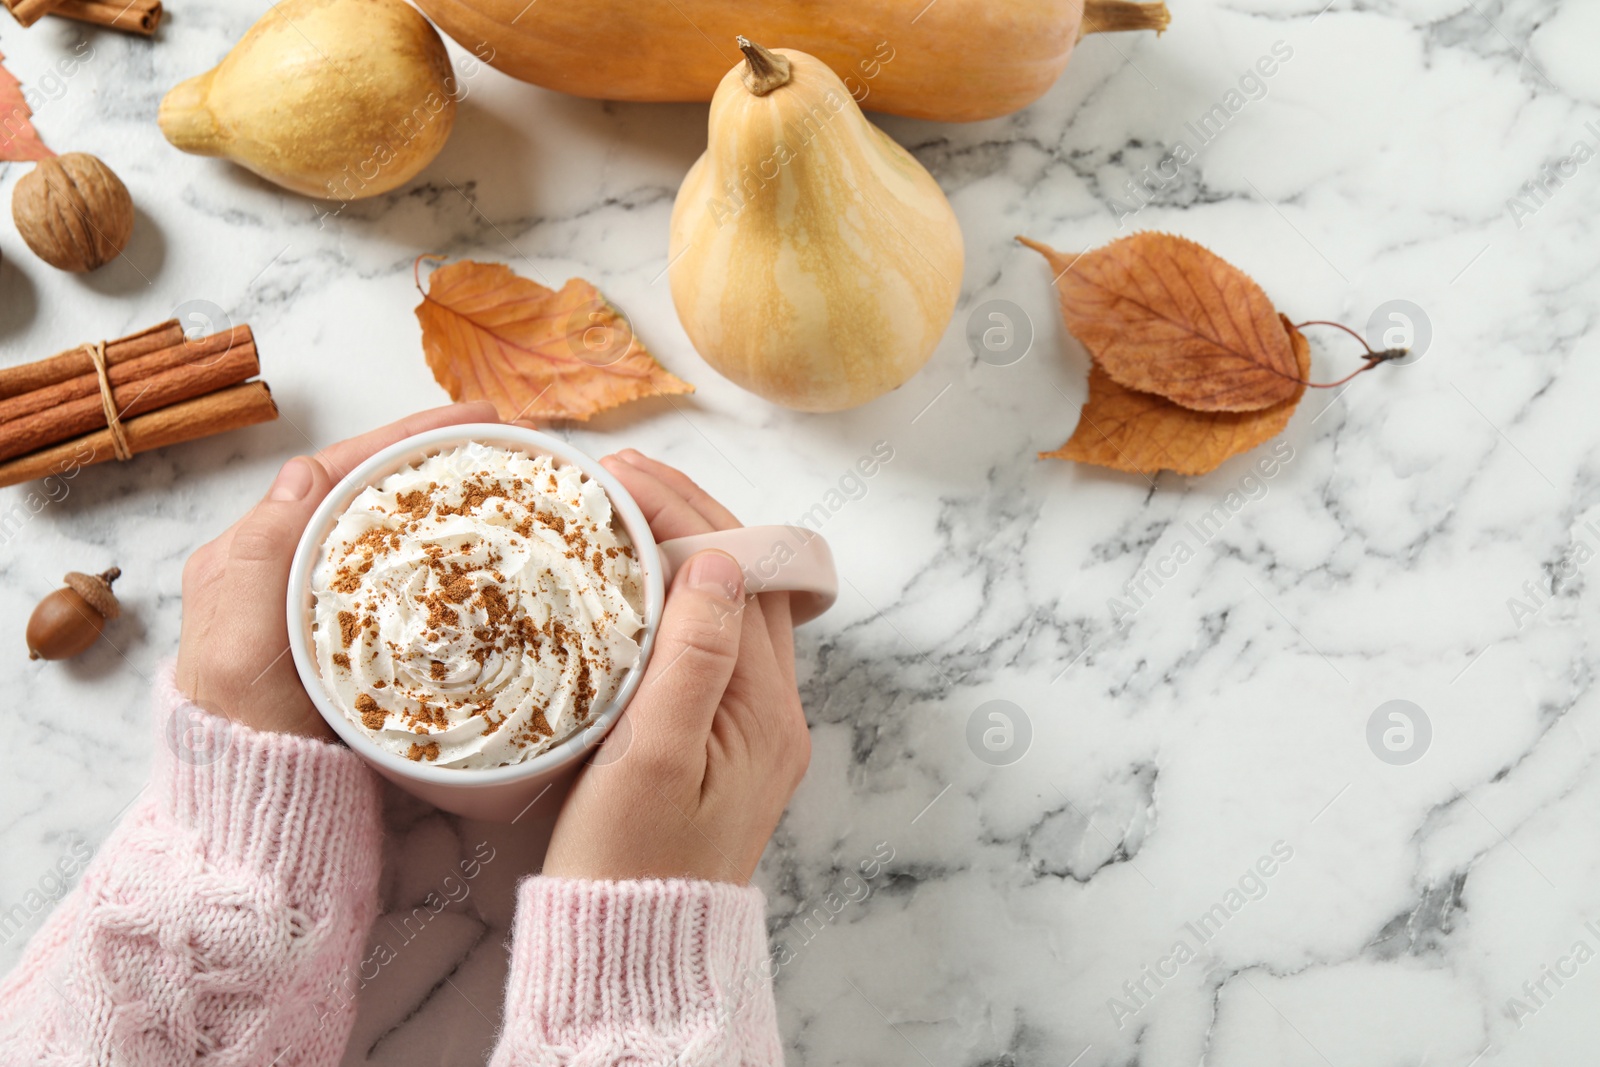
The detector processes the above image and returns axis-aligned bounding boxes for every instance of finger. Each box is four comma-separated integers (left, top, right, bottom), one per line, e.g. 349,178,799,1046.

602,453,796,662
612,450,742,530
188,454,344,739
197,402,500,556
604,455,779,642
195,501,252,561
707,603,803,774
614,449,797,667
601,455,719,541
761,590,796,685
612,451,798,663
313,401,498,482
627,551,747,765
204,456,337,722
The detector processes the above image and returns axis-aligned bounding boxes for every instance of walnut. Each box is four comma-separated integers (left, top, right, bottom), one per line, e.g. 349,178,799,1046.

10,153,135,273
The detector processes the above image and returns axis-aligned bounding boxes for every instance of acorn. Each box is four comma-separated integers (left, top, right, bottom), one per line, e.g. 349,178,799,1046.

27,568,122,661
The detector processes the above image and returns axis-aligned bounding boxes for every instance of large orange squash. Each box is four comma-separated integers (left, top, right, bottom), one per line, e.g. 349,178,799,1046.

412,0,1169,122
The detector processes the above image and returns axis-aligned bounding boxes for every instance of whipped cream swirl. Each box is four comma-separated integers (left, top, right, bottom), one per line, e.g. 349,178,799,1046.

310,444,645,769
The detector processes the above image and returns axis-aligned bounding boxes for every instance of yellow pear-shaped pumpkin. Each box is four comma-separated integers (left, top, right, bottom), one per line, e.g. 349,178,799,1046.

158,0,456,201
668,40,964,412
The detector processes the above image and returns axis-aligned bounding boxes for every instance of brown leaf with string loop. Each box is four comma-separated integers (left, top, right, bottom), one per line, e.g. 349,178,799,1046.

1020,233,1303,411
1043,315,1309,476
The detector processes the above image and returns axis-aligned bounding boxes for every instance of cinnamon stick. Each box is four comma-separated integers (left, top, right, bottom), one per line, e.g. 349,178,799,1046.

0,342,259,463
0,320,186,400
0,382,279,489
5,0,64,28
49,0,160,34
1079,0,1170,36
0,325,253,423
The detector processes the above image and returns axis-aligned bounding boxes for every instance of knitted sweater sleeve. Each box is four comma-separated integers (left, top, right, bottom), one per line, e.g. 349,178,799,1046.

0,666,384,1066
490,877,785,1067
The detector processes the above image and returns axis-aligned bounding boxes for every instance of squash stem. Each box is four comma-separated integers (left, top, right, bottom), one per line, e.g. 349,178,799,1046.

736,36,792,95
1079,0,1171,36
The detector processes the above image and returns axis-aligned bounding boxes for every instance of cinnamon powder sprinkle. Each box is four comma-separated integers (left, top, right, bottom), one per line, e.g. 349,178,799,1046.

330,568,364,595
394,489,432,520
355,693,386,731
325,451,642,764
478,585,510,623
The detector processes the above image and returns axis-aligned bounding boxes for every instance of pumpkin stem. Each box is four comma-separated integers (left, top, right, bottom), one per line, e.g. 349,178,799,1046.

1079,0,1171,37
736,36,792,95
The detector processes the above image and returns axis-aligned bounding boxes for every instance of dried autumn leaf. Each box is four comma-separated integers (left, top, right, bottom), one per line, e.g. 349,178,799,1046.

416,257,693,422
0,51,55,162
1044,316,1309,476
1020,233,1302,412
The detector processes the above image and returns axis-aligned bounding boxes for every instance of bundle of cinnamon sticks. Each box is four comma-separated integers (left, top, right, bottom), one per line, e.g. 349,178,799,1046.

3,0,160,35
0,319,278,489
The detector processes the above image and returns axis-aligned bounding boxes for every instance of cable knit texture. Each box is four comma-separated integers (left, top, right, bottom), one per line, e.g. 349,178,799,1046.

0,669,787,1066
490,878,783,1067
0,664,384,1066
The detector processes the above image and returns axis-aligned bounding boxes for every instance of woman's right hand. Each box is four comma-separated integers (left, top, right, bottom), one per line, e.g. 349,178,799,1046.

541,450,812,884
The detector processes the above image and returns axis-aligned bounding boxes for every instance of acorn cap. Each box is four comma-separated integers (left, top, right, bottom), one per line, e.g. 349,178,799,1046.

63,568,121,620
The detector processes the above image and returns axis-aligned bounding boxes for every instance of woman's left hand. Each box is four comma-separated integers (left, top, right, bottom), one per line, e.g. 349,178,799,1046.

175,401,499,739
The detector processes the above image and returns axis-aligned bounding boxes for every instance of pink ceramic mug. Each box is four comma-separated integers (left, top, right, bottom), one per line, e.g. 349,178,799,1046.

285,423,836,821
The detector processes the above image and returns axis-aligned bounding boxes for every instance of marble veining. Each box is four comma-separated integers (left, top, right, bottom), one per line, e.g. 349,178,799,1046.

4,0,1600,1063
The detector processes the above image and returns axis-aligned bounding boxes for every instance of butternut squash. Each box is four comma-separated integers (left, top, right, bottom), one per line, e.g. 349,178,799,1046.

412,0,1170,122
668,40,964,412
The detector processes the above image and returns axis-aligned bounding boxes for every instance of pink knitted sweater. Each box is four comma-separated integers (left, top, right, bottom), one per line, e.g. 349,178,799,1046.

0,669,783,1066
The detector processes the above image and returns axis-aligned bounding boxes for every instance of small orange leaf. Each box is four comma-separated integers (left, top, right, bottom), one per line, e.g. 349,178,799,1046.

0,51,56,162
416,257,693,422
1044,317,1309,476
1020,233,1302,412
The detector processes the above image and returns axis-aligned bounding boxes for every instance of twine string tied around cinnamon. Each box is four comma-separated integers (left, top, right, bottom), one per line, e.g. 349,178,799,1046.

85,340,133,461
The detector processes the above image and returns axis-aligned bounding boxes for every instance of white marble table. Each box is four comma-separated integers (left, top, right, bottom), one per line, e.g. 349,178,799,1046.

4,0,1600,1063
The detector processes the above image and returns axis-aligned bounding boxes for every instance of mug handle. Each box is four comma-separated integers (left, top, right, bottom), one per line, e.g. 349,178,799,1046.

656,525,838,625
